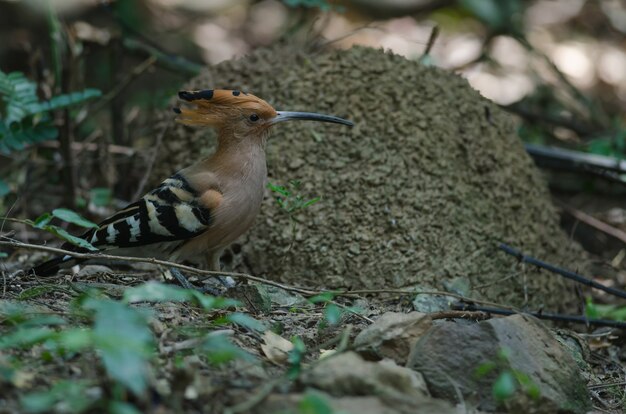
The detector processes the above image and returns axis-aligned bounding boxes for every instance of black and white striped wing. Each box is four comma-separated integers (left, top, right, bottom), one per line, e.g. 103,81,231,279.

82,173,215,250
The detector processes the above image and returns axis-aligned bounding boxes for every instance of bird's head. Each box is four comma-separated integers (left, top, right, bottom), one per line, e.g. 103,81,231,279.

174,89,353,136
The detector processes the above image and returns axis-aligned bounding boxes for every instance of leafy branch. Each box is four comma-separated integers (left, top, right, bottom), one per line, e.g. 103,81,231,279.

0,70,101,155
2,208,100,251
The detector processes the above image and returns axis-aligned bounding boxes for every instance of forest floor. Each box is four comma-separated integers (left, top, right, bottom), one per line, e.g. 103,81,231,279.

1,242,626,414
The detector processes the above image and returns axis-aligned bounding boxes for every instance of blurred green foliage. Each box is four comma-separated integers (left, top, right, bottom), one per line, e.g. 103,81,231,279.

0,282,258,412
0,70,101,198
0,71,101,156
475,348,540,403
282,0,331,11
17,209,100,251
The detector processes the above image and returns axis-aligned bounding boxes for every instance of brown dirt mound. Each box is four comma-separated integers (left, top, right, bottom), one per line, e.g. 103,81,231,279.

154,45,584,310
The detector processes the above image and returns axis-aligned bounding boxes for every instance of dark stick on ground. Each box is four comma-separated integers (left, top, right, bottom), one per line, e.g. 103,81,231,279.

498,243,626,300
452,302,626,329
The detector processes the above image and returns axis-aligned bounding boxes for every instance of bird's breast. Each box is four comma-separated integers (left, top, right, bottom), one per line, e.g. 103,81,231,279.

207,156,268,249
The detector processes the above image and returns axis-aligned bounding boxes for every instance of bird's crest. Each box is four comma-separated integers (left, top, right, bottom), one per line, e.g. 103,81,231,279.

175,89,277,125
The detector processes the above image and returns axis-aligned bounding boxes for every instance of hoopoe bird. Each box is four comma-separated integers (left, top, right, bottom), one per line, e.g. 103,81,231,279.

31,89,353,287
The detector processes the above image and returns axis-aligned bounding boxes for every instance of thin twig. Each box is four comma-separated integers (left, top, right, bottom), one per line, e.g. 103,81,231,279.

224,376,285,414
76,55,157,126
589,381,626,390
334,302,373,323
121,38,202,76
419,25,439,60
505,104,595,137
429,310,492,321
0,238,318,296
499,243,626,300
333,288,519,312
453,302,626,329
558,203,626,246
39,141,136,156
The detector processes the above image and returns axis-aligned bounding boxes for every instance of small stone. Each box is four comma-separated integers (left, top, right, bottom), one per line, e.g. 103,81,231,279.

302,352,430,399
354,312,432,365
288,158,305,170
229,284,272,314
348,243,360,255
412,294,451,313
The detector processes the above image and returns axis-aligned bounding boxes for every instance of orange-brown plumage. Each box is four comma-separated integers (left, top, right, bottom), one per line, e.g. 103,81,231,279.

32,89,352,288
175,89,277,128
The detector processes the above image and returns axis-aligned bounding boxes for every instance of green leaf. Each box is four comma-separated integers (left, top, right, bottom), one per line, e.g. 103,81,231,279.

298,390,334,414
302,197,321,208
33,213,53,228
45,225,98,251
20,380,93,414
225,312,266,332
308,292,335,304
108,401,143,414
57,328,93,352
497,347,512,361
460,0,501,27
587,139,614,156
0,327,55,349
514,371,541,400
606,306,626,321
89,187,112,207
475,361,497,377
52,208,98,228
202,334,254,365
287,336,306,379
267,182,290,196
0,179,9,197
323,304,342,325
84,298,154,396
123,281,193,303
0,71,38,125
585,297,599,319
459,0,523,33
282,0,331,11
17,285,59,300
26,89,101,114
189,291,240,310
493,371,516,401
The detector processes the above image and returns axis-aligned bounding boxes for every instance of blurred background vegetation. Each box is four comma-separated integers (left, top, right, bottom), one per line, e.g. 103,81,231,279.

2,0,626,220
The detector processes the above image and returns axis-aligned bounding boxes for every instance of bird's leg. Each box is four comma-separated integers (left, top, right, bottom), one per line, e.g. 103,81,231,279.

207,250,236,289
169,267,196,290
169,266,222,296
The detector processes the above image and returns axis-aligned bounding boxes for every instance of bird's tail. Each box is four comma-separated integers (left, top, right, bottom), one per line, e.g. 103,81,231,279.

29,255,83,277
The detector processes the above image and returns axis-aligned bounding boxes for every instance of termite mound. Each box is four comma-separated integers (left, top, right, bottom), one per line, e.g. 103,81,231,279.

155,45,585,310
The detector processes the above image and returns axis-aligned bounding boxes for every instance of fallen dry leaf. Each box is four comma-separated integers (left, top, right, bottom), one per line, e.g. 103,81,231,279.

261,331,293,365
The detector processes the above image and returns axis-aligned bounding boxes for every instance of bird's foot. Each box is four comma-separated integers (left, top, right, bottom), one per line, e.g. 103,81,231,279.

168,268,235,295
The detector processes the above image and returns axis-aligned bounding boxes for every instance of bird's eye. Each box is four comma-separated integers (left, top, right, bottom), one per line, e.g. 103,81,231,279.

249,114,260,122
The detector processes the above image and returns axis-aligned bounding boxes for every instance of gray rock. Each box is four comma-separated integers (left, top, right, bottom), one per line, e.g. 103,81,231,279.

354,312,432,365
407,314,591,413
302,352,430,399
228,284,272,314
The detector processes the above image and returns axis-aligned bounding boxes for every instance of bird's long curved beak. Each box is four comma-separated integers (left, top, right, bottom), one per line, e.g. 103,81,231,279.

271,111,353,127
